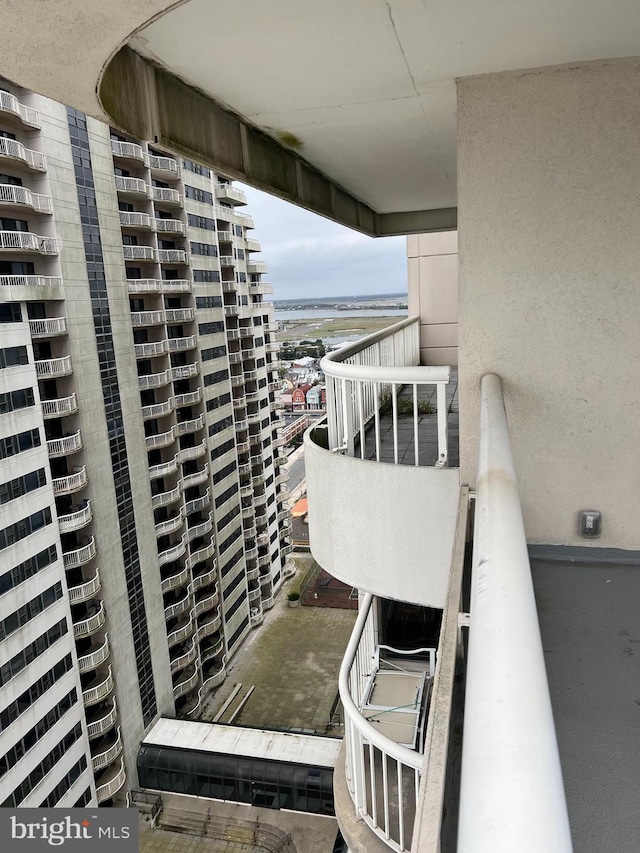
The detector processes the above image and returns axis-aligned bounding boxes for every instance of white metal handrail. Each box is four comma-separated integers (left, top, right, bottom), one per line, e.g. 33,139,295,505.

0,274,61,288
148,154,179,173
114,175,148,194
321,316,450,467
123,244,156,261
111,140,145,160
0,230,57,254
154,218,184,233
0,90,40,126
340,593,422,852
158,248,188,263
0,137,46,170
458,373,572,853
119,211,152,228
0,184,52,213
151,186,181,203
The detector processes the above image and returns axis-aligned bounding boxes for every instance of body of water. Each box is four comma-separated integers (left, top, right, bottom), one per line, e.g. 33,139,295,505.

274,308,407,321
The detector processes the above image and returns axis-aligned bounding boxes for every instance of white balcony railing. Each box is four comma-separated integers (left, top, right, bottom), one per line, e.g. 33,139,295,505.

151,186,181,204
171,363,199,381
0,274,61,289
168,335,196,352
82,665,113,706
58,499,92,532
215,183,247,205
68,568,101,604
135,339,168,358
340,593,432,853
114,175,148,195
86,697,118,739
0,137,46,170
52,466,87,495
176,439,206,463
119,211,152,229
63,536,97,568
73,602,105,638
91,726,123,772
111,139,145,161
458,374,572,853
322,316,449,467
154,218,184,233
95,759,126,804
148,154,180,175
35,355,72,377
28,317,66,337
165,307,194,322
138,369,172,390
0,90,40,127
47,430,82,457
78,633,110,673
142,399,174,419
0,230,57,254
157,248,188,264
0,184,52,213
123,245,156,261
127,278,191,294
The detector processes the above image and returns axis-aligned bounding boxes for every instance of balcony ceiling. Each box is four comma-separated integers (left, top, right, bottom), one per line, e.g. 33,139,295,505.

3,0,640,232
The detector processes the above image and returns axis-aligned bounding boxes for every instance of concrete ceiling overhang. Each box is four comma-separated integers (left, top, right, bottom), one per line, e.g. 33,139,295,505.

2,1,640,236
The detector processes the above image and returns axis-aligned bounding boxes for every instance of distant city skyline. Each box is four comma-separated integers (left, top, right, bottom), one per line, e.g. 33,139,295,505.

240,183,407,301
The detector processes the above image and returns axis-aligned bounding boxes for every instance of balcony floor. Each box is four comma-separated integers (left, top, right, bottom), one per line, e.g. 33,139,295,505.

532,557,640,853
358,370,459,467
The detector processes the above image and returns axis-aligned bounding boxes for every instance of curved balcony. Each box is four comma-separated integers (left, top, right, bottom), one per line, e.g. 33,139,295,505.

152,483,181,510
158,536,187,566
176,414,204,435
158,248,188,264
240,483,253,499
194,585,219,617
170,636,198,674
47,430,83,458
247,566,259,583
139,368,172,390
82,665,113,706
174,665,200,700
111,139,146,161
91,726,123,772
151,186,181,204
161,564,189,594
77,633,110,673
171,363,199,382
86,696,118,739
280,541,294,556
251,472,266,488
257,531,270,548
0,90,40,127
192,563,217,591
73,601,105,638
257,552,270,569
282,559,297,580
277,486,291,502
42,394,78,419
186,541,216,572
58,500,92,533
248,586,261,603
197,611,222,641
155,510,184,537
142,398,175,419
241,504,255,521
165,307,194,323
185,490,210,516
119,210,153,229
35,355,72,377
53,467,87,495
198,659,227,697
337,594,438,853
200,637,224,663
234,417,249,433
275,472,290,487
262,593,275,610
154,217,184,233
149,456,179,480
114,175,148,196
68,568,101,604
167,611,196,647
175,388,201,407
29,316,67,337
135,339,168,358
63,536,96,569
250,610,264,628
95,758,126,804
148,153,179,175
168,335,196,353
259,571,272,588
131,309,165,326
145,426,176,451
279,517,293,535
164,590,192,621
253,492,268,508
187,514,213,542
176,439,206,463
0,186,50,219
123,244,156,261
182,463,208,489
0,136,46,170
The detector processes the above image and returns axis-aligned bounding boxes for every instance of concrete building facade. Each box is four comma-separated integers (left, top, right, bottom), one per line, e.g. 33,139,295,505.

0,80,293,808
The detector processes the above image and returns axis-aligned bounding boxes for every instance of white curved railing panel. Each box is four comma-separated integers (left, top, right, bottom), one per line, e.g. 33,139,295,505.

458,374,572,853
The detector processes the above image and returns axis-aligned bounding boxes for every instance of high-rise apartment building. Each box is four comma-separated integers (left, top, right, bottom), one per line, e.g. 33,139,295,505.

0,81,294,808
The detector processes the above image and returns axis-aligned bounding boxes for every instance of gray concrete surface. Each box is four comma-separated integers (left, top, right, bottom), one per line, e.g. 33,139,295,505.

532,559,640,853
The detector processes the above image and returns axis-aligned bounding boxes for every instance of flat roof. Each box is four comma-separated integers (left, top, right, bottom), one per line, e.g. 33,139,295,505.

143,718,341,769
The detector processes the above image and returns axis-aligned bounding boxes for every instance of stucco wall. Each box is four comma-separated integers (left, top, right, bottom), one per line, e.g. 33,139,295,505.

407,232,458,367
457,59,640,548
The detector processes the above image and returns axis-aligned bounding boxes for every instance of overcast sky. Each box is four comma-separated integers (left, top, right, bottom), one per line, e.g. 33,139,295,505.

240,183,407,301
